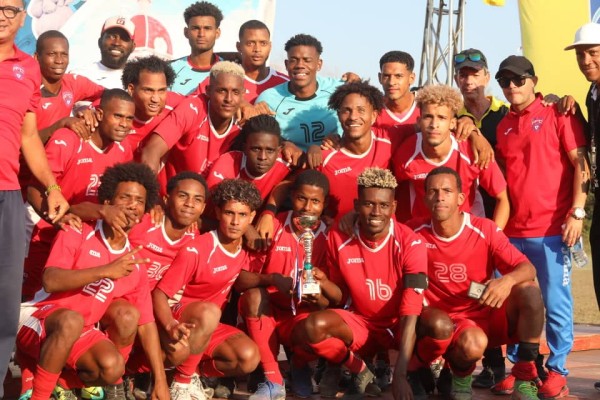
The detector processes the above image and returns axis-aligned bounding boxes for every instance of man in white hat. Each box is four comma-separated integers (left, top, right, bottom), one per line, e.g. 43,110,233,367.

565,21,600,391
71,15,137,89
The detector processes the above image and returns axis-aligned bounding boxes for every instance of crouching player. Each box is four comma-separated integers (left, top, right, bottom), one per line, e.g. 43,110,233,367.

291,168,438,400
16,162,169,400
151,179,263,400
410,167,544,400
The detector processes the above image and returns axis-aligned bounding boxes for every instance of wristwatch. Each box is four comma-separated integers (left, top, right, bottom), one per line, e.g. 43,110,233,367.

570,207,586,220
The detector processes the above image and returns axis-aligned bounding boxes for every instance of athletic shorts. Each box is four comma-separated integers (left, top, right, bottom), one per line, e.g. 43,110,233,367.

451,303,516,348
330,309,399,357
16,304,110,369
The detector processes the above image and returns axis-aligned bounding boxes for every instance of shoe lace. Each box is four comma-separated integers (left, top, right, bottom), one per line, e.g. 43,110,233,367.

54,386,77,400
516,381,539,399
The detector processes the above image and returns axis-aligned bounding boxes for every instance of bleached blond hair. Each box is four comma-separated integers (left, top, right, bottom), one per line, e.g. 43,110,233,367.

416,84,463,116
357,167,398,190
210,61,245,81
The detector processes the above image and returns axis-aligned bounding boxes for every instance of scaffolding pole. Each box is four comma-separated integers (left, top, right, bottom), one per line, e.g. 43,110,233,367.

419,0,466,86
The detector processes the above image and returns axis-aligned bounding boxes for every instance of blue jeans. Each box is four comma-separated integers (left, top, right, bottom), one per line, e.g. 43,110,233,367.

509,235,573,376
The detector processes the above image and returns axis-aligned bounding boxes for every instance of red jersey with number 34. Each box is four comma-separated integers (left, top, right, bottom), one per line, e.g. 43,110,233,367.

412,213,528,320
326,220,426,328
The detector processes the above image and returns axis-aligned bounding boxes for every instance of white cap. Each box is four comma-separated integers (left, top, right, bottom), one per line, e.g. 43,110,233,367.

101,16,135,39
565,22,600,50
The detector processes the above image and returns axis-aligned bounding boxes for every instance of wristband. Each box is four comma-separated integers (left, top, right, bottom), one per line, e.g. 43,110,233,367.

45,184,61,196
262,210,275,218
166,319,179,331
264,204,277,214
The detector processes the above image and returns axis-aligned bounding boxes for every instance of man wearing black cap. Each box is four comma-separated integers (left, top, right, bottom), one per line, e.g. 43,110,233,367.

494,55,589,400
453,48,510,389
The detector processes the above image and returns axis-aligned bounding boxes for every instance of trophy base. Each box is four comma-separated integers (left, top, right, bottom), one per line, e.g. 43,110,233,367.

302,282,321,295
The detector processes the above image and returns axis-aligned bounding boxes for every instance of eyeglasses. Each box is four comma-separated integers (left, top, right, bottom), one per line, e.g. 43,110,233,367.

0,6,24,19
454,52,483,64
496,75,531,89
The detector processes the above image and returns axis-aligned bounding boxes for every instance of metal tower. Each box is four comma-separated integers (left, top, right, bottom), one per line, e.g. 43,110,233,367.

419,0,466,86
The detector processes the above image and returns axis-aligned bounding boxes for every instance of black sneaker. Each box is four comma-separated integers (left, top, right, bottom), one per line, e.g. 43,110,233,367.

407,371,428,400
472,367,495,389
342,367,381,400
436,367,452,397
319,364,341,398
536,354,547,382
373,359,392,391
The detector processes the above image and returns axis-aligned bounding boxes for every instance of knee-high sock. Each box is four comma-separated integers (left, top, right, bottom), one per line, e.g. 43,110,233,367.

245,316,283,385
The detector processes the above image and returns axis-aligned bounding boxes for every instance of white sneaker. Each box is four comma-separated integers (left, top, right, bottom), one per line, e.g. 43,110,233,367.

190,373,214,400
170,382,193,400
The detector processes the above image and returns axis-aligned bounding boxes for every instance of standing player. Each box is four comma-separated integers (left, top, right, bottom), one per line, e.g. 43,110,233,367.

239,170,338,400
17,162,168,400
292,168,428,400
34,30,104,142
141,61,246,182
495,55,589,399
152,179,262,400
237,20,288,104
171,1,223,95
0,0,69,394
393,84,509,226
23,89,135,301
256,34,347,152
121,55,183,152
70,16,136,90
411,167,544,400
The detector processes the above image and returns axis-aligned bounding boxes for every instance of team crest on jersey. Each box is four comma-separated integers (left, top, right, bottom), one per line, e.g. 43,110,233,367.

531,118,544,132
12,65,25,80
63,91,74,106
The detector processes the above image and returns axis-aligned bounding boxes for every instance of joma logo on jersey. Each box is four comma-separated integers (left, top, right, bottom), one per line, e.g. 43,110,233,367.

77,158,93,165
213,265,228,273
276,246,291,252
199,135,209,142
413,173,428,180
146,243,163,253
347,258,365,264
426,243,437,249
89,250,101,258
335,167,352,175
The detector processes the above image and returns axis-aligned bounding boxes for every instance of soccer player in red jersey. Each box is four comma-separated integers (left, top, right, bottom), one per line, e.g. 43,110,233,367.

141,61,246,184
238,170,339,400
393,84,509,226
292,168,428,400
410,166,544,400
34,30,104,143
152,179,262,400
23,89,135,301
121,55,184,152
17,162,169,400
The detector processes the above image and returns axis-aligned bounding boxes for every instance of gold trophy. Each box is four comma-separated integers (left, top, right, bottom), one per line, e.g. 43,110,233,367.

294,215,321,296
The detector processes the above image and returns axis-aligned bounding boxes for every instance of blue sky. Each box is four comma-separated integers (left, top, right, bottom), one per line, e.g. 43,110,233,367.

268,1,522,98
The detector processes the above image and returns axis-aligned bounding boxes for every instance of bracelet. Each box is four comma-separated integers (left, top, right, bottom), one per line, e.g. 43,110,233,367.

45,184,61,196
166,319,179,331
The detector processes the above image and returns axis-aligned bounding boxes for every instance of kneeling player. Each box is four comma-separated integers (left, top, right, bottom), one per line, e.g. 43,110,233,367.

17,162,168,400
152,179,263,400
411,167,544,400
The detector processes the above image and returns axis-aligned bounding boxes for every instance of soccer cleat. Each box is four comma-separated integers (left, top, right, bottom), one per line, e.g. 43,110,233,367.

170,382,193,400
373,359,392,391
538,371,569,399
190,373,214,400
342,366,381,399
406,370,428,400
290,363,314,398
52,385,78,400
248,381,286,400
450,374,473,400
80,386,105,400
103,383,131,400
436,367,452,397
18,389,32,400
247,366,266,394
491,374,516,395
319,365,342,398
512,380,539,400
472,367,495,389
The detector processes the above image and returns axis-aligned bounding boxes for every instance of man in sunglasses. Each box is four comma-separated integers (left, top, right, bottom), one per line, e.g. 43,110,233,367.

495,55,590,400
0,0,69,397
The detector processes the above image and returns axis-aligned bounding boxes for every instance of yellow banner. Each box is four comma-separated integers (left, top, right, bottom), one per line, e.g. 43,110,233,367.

519,0,591,106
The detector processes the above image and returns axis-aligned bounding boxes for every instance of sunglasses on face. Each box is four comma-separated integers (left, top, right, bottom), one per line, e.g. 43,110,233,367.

454,52,483,64
496,75,531,89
